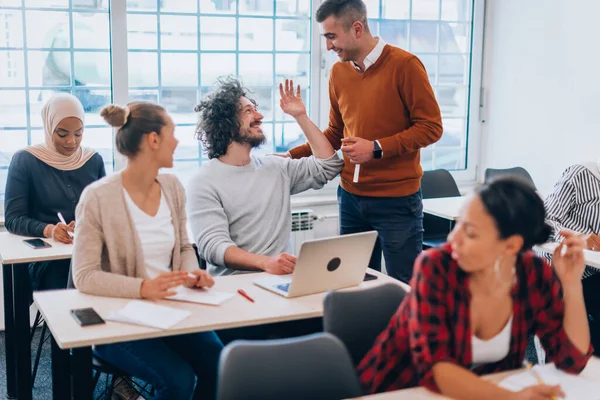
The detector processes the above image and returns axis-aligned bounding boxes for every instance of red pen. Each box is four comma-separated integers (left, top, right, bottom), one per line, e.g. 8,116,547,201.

237,289,254,303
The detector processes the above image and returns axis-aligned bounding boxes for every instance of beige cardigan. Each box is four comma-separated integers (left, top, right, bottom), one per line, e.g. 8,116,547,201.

72,172,199,298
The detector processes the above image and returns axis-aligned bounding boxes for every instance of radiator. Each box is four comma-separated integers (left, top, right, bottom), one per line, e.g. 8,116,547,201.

290,209,315,256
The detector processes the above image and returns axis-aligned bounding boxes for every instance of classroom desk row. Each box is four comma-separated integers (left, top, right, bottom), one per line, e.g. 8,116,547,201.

0,232,73,400
34,269,404,399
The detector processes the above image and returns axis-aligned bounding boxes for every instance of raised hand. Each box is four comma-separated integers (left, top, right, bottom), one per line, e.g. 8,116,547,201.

553,230,586,287
279,79,306,118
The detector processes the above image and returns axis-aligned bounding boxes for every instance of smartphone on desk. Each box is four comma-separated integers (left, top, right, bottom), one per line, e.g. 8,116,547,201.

70,308,105,327
364,273,378,281
23,238,52,249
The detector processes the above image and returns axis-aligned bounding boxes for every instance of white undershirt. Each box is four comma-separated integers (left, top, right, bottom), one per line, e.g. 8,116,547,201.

123,188,175,279
471,315,513,366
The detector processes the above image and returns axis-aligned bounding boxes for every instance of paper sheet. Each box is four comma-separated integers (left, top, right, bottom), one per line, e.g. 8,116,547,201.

166,286,235,306
498,364,600,399
107,300,190,330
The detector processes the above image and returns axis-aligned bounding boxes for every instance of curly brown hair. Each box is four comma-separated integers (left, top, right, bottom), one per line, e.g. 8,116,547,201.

194,77,258,159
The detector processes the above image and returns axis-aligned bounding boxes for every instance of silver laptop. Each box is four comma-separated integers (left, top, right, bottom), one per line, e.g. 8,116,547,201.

253,231,378,298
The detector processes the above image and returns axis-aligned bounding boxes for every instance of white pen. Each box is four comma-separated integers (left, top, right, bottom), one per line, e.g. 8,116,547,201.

57,212,75,238
353,164,360,183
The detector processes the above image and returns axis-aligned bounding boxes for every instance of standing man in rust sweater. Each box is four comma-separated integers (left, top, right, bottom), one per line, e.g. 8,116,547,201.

287,0,443,282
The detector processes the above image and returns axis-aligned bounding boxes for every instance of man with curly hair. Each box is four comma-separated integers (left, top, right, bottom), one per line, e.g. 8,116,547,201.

187,77,343,277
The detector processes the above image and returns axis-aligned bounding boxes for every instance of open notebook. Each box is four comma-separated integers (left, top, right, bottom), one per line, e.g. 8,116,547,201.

499,363,600,399
107,301,190,330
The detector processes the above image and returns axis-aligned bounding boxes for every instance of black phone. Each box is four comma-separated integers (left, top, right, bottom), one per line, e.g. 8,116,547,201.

70,308,105,327
22,238,52,249
364,272,378,281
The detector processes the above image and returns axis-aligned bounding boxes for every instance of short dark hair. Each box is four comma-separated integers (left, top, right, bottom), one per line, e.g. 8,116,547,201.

316,0,369,31
100,102,167,157
476,177,551,252
194,77,257,159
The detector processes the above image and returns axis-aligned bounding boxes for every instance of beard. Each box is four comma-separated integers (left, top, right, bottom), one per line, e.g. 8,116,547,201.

236,123,266,148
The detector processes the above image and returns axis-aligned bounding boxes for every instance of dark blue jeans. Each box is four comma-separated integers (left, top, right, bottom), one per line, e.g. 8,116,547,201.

337,186,424,283
94,331,223,400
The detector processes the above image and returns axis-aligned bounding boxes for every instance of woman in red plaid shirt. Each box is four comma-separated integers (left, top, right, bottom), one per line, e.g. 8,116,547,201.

358,178,593,399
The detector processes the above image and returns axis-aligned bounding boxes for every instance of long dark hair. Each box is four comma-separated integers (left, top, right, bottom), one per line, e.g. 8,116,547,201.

194,77,257,159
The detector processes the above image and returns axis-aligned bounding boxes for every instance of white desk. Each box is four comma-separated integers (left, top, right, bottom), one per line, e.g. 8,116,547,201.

422,196,466,221
535,242,600,270
0,232,73,264
355,357,600,399
34,269,407,399
0,232,73,400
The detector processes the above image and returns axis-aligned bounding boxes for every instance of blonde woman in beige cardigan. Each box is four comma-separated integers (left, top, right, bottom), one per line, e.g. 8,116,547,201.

72,102,223,400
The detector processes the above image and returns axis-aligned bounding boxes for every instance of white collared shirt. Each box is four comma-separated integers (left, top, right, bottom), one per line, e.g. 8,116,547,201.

352,36,387,72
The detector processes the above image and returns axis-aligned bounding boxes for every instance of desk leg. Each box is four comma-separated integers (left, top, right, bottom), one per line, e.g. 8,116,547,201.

12,265,32,400
51,336,70,400
71,347,93,400
3,263,16,399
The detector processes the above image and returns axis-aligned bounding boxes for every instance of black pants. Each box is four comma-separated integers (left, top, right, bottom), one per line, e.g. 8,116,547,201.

583,273,600,355
28,259,70,304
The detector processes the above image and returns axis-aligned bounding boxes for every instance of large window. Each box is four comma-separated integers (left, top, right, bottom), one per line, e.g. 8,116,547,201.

125,0,312,185
0,0,114,201
366,0,474,172
0,0,483,206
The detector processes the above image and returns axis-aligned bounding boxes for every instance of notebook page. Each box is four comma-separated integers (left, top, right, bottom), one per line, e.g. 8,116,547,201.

107,300,190,330
499,364,600,399
166,286,235,306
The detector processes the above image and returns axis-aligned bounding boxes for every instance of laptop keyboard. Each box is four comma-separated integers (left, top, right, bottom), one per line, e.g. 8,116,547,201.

276,283,291,292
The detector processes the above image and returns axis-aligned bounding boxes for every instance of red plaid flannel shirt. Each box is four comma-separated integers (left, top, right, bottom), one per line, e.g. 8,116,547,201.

357,243,593,394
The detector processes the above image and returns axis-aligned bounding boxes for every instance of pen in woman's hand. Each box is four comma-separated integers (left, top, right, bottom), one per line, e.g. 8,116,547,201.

57,212,74,238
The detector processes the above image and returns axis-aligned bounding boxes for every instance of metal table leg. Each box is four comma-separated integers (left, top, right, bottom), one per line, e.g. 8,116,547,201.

51,336,71,400
13,265,32,400
3,263,16,399
71,347,93,400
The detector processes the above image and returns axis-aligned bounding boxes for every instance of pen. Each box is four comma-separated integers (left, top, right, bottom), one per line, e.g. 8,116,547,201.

237,289,254,303
525,362,557,400
187,272,200,281
57,212,74,238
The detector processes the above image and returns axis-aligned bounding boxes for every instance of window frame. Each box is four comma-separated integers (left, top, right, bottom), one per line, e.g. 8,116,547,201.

0,0,485,214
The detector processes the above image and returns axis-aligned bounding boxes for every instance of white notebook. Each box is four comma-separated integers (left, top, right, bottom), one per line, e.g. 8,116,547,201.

166,286,235,306
107,300,190,330
499,363,600,399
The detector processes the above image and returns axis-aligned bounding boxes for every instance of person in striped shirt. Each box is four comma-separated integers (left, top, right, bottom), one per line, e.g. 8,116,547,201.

544,161,600,354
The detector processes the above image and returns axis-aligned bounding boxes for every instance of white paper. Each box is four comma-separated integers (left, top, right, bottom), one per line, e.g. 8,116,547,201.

499,364,600,399
166,286,235,306
107,300,190,330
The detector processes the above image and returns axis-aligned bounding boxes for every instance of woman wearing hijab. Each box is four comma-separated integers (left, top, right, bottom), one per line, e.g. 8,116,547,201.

4,93,106,292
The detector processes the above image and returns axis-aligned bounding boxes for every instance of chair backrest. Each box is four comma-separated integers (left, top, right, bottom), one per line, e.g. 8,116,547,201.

323,283,407,366
67,261,75,289
217,333,362,400
192,243,207,270
484,167,536,189
421,169,461,199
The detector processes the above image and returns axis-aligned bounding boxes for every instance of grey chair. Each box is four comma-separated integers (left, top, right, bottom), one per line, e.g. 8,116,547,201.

421,169,461,249
484,167,536,189
217,333,362,400
323,283,407,366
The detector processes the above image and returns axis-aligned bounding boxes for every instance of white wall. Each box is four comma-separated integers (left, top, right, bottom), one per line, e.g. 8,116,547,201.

481,0,600,192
